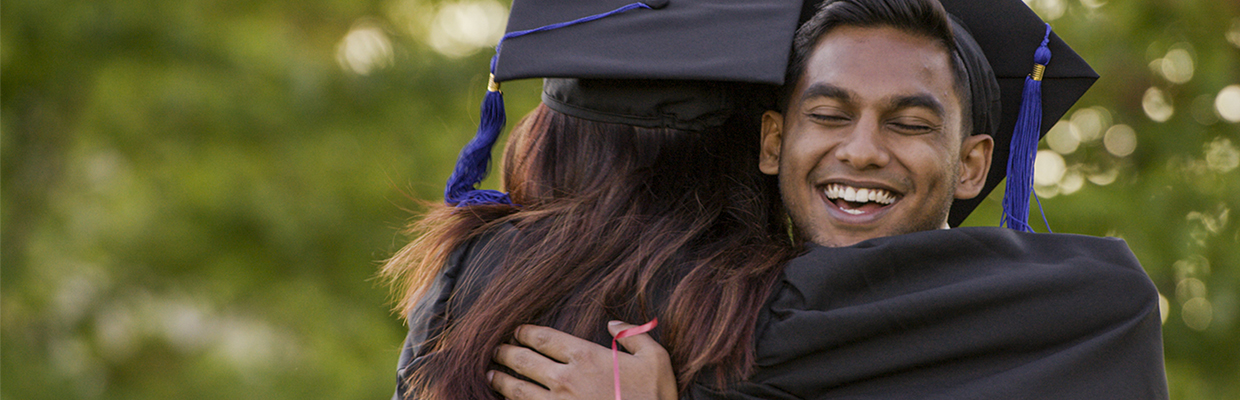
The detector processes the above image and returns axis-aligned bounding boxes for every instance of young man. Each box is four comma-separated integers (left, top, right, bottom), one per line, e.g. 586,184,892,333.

487,0,1168,399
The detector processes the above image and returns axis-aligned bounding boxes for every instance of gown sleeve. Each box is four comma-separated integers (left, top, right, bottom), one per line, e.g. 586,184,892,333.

688,227,1168,400
392,224,517,400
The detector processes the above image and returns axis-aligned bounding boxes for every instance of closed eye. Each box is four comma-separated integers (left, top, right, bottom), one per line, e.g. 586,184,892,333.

889,122,935,135
887,118,932,136
809,113,850,124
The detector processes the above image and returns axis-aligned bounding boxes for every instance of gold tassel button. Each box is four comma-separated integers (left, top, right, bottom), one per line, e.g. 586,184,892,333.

1030,64,1046,81
487,74,502,92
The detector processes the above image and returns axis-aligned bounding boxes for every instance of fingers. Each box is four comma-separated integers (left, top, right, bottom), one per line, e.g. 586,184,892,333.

512,324,608,363
607,321,666,359
494,343,563,385
488,370,548,400
607,321,677,400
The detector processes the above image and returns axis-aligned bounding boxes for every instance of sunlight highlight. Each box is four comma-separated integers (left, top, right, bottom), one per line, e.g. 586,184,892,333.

1034,150,1066,187
1023,0,1065,21
1182,297,1213,331
1142,87,1174,122
1046,120,1079,155
427,0,508,58
337,22,394,75
1215,85,1240,123
1204,137,1239,173
1072,107,1110,142
1103,124,1137,157
1158,44,1195,84
1228,18,1240,49
1158,292,1170,325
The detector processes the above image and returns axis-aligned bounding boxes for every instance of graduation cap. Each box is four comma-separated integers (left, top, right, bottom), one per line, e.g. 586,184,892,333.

444,0,803,207
797,0,1098,229
941,0,1098,230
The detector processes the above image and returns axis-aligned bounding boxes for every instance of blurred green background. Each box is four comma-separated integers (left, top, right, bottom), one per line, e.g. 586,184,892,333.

2,0,1237,398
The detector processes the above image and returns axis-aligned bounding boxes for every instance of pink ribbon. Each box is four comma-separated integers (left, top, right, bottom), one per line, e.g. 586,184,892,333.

611,319,658,400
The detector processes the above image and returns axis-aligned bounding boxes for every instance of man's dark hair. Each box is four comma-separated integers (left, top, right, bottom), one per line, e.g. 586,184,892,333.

781,0,973,136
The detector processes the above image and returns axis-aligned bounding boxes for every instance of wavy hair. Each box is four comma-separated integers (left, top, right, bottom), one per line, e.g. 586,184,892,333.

382,102,795,399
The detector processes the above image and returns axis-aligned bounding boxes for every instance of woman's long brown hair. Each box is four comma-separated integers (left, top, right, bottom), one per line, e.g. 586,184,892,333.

381,103,795,400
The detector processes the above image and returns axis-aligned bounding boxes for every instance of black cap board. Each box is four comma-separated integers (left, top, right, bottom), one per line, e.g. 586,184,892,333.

444,0,807,206
494,0,802,85
492,0,805,132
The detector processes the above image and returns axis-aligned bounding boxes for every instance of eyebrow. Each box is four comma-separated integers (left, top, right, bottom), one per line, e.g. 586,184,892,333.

797,83,946,118
887,94,946,118
798,83,854,104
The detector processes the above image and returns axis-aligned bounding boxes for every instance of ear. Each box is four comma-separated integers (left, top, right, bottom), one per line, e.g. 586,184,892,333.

759,110,785,176
955,134,993,199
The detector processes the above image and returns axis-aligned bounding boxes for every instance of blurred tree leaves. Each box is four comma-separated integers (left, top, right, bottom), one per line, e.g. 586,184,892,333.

2,0,1237,399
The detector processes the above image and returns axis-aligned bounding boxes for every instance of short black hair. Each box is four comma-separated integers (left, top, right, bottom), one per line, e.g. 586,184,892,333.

780,0,972,136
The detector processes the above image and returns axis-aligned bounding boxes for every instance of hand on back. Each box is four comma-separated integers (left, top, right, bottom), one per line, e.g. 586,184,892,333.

489,321,677,400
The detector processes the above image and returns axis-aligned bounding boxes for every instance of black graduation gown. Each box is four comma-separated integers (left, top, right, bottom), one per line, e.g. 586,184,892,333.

392,225,515,400
688,227,1168,400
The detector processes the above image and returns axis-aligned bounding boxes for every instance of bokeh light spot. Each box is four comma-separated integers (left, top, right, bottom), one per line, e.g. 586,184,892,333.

1160,45,1195,84
1071,107,1108,142
1033,183,1059,198
1173,256,1212,281
1182,297,1213,331
1088,167,1119,186
336,22,394,75
1024,0,1065,21
1060,170,1084,195
1228,18,1240,48
1204,137,1239,173
1215,84,1240,123
427,0,508,58
1080,0,1108,9
1142,87,1174,122
1177,278,1208,304
1103,124,1137,157
1034,150,1066,186
1158,292,1170,325
1046,120,1080,155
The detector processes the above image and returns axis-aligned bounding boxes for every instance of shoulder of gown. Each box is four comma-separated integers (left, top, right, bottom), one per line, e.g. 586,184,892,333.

392,223,519,400
694,227,1168,400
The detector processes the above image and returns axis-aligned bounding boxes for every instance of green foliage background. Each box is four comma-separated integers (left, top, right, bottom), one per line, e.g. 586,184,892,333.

2,0,1237,399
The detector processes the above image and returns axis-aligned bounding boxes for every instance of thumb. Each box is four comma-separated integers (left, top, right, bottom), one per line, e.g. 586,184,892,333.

607,320,660,355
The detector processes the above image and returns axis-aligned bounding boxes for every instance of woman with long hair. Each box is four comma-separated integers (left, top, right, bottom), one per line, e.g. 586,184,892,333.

381,1,809,398
384,90,795,399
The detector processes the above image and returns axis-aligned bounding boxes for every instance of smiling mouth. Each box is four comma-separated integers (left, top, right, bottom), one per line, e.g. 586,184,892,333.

821,183,900,215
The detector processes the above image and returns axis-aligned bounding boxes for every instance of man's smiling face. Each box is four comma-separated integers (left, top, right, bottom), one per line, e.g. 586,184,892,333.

760,25,992,247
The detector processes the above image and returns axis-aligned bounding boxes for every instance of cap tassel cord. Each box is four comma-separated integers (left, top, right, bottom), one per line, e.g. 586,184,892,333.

443,2,658,207
444,73,512,207
1001,23,1052,232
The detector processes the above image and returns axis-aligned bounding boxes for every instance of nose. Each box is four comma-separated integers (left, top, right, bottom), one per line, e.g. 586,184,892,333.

833,116,890,169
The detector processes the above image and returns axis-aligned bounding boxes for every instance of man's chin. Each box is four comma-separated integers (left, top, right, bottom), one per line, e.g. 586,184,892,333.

803,217,949,248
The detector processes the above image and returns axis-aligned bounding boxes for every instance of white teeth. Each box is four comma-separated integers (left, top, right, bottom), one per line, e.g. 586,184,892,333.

822,184,897,205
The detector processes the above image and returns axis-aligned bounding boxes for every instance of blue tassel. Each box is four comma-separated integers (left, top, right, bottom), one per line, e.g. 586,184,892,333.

443,74,513,207
1001,23,1053,232
440,2,658,208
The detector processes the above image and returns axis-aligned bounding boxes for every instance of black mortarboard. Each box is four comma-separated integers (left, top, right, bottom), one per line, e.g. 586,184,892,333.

799,0,1098,228
444,0,804,207
940,0,1099,229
